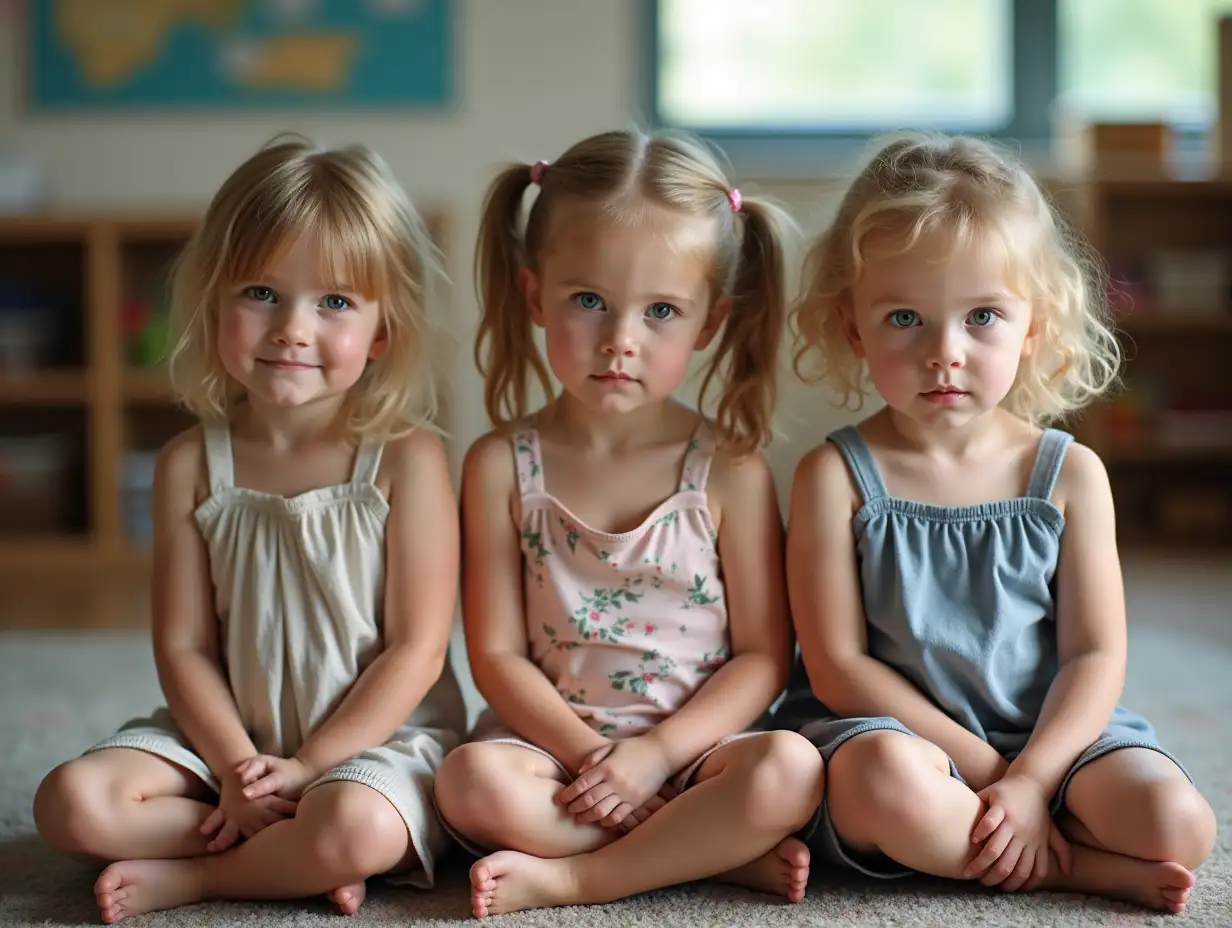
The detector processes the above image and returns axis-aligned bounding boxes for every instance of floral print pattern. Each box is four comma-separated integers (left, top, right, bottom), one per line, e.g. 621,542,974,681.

512,424,729,738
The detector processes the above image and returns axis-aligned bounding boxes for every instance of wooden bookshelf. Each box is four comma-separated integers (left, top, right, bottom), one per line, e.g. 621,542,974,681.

1077,178,1232,548
0,210,448,573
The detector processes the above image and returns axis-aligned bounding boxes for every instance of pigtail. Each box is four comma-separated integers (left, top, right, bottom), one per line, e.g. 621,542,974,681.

699,196,796,457
474,164,554,428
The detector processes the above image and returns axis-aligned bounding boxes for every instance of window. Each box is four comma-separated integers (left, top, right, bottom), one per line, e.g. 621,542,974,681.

655,0,1013,133
651,0,1232,142
1058,0,1232,128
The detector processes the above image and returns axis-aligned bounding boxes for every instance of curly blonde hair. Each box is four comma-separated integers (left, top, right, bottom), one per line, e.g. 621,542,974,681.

792,133,1121,426
474,128,796,456
167,133,447,439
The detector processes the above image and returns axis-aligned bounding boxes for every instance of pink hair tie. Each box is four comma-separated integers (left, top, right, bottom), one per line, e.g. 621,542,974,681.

727,188,742,213
530,160,549,185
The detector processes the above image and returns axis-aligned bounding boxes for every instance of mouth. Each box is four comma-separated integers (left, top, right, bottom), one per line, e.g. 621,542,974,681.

923,386,967,396
591,371,637,383
259,359,318,371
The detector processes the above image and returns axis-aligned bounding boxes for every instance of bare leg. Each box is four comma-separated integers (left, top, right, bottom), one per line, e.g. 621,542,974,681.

826,731,1201,914
433,742,615,858
469,730,823,917
1056,747,1217,914
34,748,215,862
92,782,411,923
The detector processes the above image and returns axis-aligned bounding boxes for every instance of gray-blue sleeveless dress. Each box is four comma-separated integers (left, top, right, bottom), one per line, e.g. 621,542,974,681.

773,425,1188,878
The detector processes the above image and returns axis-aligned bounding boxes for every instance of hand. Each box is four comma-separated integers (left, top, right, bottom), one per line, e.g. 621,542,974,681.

963,749,1010,794
616,783,680,833
199,770,299,852
555,736,673,828
235,754,318,802
964,774,1073,892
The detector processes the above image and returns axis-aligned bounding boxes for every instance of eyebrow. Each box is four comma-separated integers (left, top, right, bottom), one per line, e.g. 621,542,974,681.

239,277,359,293
870,292,1014,308
557,279,697,305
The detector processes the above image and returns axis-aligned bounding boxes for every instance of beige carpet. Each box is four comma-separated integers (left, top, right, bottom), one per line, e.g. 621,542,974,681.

1,557,1229,926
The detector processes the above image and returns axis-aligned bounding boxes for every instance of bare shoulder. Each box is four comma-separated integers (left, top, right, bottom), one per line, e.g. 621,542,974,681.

709,445,775,501
382,427,451,483
1053,439,1112,513
462,427,518,490
794,440,858,505
156,424,207,501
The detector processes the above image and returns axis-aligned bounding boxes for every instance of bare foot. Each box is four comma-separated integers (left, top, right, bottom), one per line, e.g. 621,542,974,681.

328,881,367,915
719,837,810,903
469,851,579,917
1052,846,1195,914
94,859,203,923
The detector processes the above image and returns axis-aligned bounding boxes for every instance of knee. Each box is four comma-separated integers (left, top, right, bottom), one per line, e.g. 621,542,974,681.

432,743,509,832
739,731,824,833
1133,779,1217,869
828,732,948,833
33,759,116,860
306,786,408,878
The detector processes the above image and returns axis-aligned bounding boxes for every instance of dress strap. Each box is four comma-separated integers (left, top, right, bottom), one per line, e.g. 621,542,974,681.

512,427,545,495
679,421,715,492
1024,428,1073,502
350,439,385,485
201,421,235,493
827,425,890,503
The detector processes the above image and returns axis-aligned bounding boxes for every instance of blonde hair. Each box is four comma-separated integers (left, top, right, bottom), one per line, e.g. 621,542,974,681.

167,133,447,439
792,132,1121,426
475,128,795,456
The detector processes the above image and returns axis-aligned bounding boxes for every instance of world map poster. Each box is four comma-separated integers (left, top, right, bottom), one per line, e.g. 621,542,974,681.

26,0,453,109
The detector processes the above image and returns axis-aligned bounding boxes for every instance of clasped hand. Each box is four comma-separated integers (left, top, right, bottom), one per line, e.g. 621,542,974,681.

555,737,675,831
199,755,315,852
963,773,1073,892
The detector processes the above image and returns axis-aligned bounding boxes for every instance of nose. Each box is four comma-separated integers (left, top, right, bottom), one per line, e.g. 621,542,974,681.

927,323,964,369
271,303,312,348
601,314,638,356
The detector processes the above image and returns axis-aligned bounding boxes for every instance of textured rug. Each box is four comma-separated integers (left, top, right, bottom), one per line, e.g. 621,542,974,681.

1,557,1229,926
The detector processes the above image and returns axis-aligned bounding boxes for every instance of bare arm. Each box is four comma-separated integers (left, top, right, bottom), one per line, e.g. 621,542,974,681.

1005,443,1126,795
643,450,793,773
152,429,259,777
295,431,460,778
463,432,608,774
788,443,1007,790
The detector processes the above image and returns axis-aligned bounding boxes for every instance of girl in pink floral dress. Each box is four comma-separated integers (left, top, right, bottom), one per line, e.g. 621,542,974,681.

433,129,824,917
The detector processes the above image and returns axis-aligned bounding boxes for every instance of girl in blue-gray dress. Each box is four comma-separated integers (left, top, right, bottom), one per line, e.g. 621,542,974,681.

776,133,1216,915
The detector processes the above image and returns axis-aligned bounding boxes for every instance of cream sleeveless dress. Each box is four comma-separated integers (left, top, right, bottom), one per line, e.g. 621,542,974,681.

86,422,467,887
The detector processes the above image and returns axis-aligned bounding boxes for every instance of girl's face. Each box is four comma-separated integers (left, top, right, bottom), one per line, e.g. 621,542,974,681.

216,235,386,411
847,227,1035,430
522,202,727,417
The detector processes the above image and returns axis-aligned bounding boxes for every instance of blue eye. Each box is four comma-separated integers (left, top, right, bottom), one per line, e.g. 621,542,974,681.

968,308,997,327
646,303,676,320
244,285,276,303
574,292,604,311
322,294,353,311
889,309,920,328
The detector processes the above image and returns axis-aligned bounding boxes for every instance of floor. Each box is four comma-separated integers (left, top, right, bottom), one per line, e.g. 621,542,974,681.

0,555,1229,927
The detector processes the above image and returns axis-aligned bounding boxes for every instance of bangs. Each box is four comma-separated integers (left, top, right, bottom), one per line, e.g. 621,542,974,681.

221,184,388,298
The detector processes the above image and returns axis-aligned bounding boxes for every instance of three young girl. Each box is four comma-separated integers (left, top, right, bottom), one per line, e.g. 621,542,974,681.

32,128,1215,921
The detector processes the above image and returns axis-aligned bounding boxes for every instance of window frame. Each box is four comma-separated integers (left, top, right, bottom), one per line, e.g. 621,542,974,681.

642,0,1058,170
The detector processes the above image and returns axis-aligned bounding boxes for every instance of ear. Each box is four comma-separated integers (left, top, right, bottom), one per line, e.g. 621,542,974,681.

368,328,389,361
518,266,545,328
839,296,866,359
694,296,731,351
1020,311,1040,359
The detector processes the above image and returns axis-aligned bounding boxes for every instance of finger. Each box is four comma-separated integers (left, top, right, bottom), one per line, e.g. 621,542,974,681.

964,822,1014,877
557,768,604,805
199,806,225,836
207,818,239,853
1049,825,1073,876
600,802,634,828
981,839,1024,888
263,796,299,817
1001,841,1038,893
577,745,612,774
235,758,267,784
642,794,666,815
566,782,615,816
242,774,281,801
1023,843,1050,893
576,793,623,824
970,804,1006,844
658,784,680,802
